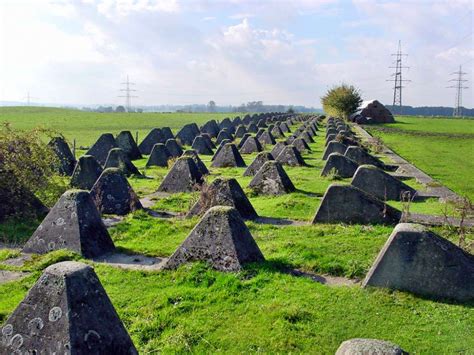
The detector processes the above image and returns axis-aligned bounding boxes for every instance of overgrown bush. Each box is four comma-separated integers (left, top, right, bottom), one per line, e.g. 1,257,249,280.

0,123,67,219
321,84,362,120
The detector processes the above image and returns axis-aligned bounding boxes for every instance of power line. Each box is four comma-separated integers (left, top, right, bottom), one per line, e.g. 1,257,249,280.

118,75,138,112
447,65,469,117
387,40,410,115
23,91,38,106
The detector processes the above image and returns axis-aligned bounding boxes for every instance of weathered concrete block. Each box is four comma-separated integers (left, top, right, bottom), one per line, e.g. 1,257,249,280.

23,190,115,258
211,143,246,168
158,157,203,192
104,148,141,177
138,128,165,155
239,136,262,154
70,155,103,190
258,131,276,145
165,138,183,158
322,141,347,160
146,143,170,167
200,120,220,137
345,146,386,169
188,178,258,220
275,145,306,166
48,137,76,176
312,184,401,224
0,261,137,354
351,165,416,201
86,133,117,166
217,129,234,144
248,161,295,195
182,149,209,175
321,153,359,178
191,136,214,155
164,206,264,271
293,138,311,153
336,338,407,355
116,130,142,160
243,152,274,177
270,142,287,158
363,223,474,302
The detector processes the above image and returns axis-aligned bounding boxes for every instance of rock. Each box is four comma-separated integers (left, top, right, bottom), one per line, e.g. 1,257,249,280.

90,168,142,215
165,138,183,158
23,190,115,258
322,141,348,160
293,137,311,153
336,338,407,355
351,165,417,201
161,127,174,140
363,223,474,302
235,125,247,138
48,137,76,176
163,206,264,271
258,131,276,145
321,153,359,178
275,145,306,166
182,149,209,175
70,155,103,190
239,136,263,154
217,129,233,144
312,184,401,224
248,161,295,195
176,123,200,145
86,133,117,166
115,131,142,160
345,146,386,169
243,152,274,177
0,261,137,354
270,142,287,158
200,120,220,138
146,143,170,167
138,128,165,155
188,178,258,220
104,148,141,177
211,143,246,168
191,136,214,155
157,157,203,192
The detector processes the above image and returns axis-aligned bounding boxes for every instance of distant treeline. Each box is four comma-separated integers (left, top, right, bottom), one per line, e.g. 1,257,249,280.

386,105,474,117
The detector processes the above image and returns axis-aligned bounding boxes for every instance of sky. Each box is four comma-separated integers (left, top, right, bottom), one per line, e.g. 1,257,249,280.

0,0,472,108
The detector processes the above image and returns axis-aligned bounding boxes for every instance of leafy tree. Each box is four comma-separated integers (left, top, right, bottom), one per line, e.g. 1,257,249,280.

208,100,216,112
116,105,126,113
287,106,295,114
321,84,362,120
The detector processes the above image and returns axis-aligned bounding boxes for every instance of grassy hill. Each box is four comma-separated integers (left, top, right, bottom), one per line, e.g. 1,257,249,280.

0,108,473,353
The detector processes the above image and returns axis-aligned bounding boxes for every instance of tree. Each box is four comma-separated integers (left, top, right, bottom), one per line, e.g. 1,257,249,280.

116,105,126,113
208,100,216,112
287,106,295,114
321,84,362,120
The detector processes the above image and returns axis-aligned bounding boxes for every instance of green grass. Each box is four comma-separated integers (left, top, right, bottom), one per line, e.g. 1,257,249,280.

366,116,474,200
1,109,473,353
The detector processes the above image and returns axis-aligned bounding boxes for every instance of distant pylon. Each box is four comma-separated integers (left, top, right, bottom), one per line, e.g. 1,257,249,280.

118,75,138,112
447,65,469,117
387,40,410,115
23,91,38,106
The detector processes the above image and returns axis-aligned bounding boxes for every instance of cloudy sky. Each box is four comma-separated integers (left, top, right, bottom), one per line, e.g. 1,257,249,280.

0,0,472,107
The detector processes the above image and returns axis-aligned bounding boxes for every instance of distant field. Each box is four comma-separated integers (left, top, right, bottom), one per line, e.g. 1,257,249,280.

0,106,242,147
366,116,474,200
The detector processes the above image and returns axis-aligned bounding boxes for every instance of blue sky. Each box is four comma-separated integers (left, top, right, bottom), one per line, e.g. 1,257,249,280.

0,0,472,107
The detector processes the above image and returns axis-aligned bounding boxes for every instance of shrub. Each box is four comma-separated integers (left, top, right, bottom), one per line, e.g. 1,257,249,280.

321,84,362,120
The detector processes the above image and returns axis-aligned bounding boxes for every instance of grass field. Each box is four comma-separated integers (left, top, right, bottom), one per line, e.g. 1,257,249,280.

365,116,474,200
0,108,473,353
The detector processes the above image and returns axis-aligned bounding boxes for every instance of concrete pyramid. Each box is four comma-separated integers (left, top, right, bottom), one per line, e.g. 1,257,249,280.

176,123,200,145
293,137,311,153
138,128,165,155
216,129,233,144
351,165,417,201
235,125,247,138
321,153,359,178
104,148,141,177
238,133,251,149
312,184,401,225
146,143,170,167
182,149,209,175
270,142,287,158
116,130,142,160
271,125,285,138
86,133,117,166
239,136,263,154
344,146,386,169
322,141,347,160
258,131,276,145
275,145,306,167
211,143,246,168
158,157,203,192
0,261,137,354
70,155,103,190
164,206,264,271
23,190,115,258
48,137,76,176
219,117,234,132
90,168,143,215
325,134,336,145
188,178,258,220
200,120,220,137
257,119,268,128
243,152,274,177
247,123,258,133
161,127,174,141
201,133,216,148
165,138,183,158
211,139,231,161
363,223,474,302
248,161,295,195
280,122,290,133
191,136,214,155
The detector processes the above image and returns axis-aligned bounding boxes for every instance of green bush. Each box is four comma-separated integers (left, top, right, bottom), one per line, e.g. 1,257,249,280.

321,84,362,120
